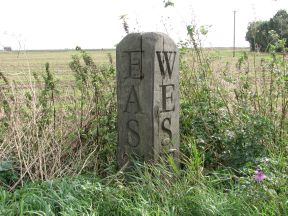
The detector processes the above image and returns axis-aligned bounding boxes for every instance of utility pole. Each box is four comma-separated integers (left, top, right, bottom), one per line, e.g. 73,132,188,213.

233,10,236,57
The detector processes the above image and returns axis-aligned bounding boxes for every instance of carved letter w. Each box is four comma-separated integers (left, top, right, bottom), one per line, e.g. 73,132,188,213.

156,51,176,79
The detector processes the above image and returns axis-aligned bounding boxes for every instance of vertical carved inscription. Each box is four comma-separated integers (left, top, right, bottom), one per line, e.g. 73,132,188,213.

157,51,177,148
123,51,143,148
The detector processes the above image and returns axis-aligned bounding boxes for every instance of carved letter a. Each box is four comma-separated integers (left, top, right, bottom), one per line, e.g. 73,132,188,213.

124,85,142,113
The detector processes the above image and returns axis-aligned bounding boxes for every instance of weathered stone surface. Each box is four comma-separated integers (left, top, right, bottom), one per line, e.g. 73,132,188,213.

116,32,179,168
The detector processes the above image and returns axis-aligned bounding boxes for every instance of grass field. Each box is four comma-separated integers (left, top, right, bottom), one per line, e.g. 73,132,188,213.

0,50,116,106
0,50,115,85
0,47,287,215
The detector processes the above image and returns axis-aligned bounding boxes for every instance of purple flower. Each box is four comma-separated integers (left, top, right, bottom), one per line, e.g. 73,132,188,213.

254,168,266,182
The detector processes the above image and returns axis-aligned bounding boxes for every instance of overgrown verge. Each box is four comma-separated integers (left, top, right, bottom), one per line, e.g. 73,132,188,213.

0,48,117,189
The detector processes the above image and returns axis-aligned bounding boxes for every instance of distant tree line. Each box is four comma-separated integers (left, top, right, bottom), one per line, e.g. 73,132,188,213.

246,10,288,52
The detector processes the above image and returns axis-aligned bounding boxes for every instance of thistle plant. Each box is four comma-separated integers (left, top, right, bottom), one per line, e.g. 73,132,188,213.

254,168,266,182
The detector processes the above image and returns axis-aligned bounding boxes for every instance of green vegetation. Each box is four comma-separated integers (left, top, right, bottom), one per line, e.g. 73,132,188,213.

0,162,287,215
0,40,288,215
246,9,288,52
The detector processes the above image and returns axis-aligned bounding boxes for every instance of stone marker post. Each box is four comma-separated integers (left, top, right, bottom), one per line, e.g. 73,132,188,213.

116,32,179,167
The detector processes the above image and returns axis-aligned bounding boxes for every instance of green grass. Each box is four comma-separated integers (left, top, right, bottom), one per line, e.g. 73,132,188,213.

1,162,287,215
0,50,115,85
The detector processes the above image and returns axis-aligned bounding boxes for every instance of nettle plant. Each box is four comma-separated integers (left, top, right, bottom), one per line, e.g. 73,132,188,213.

69,48,117,173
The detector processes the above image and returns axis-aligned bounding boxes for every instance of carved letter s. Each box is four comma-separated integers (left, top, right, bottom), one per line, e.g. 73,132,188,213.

161,117,172,146
127,119,140,147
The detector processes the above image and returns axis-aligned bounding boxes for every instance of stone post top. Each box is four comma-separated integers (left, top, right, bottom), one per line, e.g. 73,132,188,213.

117,32,176,49
121,32,170,37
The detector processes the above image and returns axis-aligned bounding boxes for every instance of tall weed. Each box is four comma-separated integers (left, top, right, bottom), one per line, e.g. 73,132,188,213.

0,48,117,189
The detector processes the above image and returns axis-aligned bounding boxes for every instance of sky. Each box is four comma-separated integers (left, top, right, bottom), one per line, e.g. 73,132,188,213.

0,0,287,50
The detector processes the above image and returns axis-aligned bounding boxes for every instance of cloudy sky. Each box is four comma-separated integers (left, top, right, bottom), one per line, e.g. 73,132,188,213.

0,0,287,50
